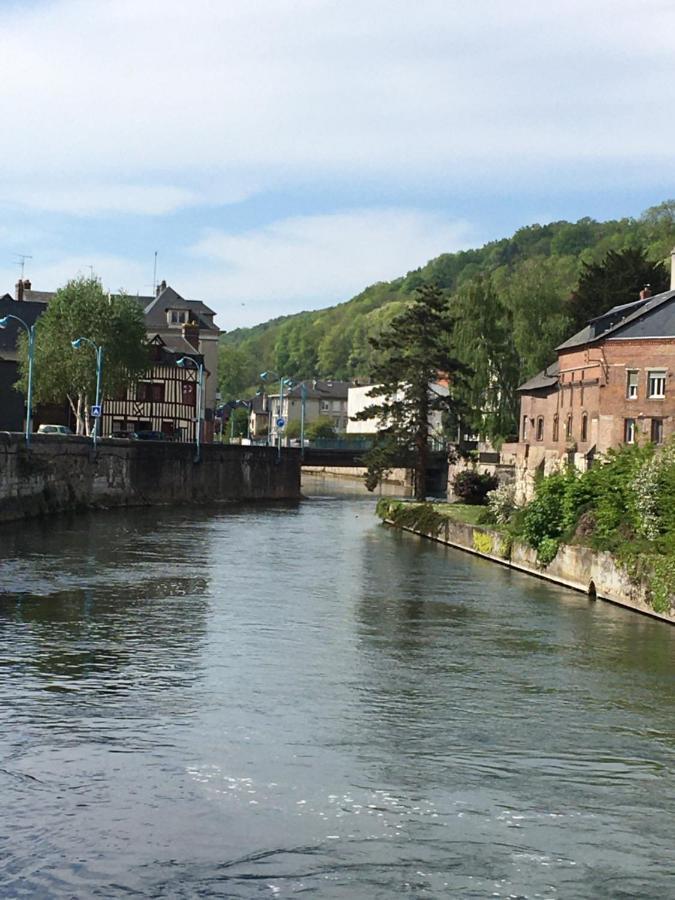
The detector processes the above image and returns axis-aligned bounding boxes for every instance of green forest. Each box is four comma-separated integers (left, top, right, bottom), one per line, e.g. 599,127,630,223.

220,200,675,440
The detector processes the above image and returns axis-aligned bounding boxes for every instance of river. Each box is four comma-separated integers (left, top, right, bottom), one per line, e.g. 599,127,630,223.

1,477,674,898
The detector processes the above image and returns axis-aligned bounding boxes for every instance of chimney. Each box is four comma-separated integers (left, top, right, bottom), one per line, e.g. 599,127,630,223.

156,279,167,297
182,321,200,349
23,279,31,291
671,246,675,291
640,284,652,300
15,280,23,302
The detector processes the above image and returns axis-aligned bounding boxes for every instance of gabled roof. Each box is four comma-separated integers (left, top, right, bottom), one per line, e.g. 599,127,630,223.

517,360,560,393
23,289,55,304
142,286,218,333
557,288,675,351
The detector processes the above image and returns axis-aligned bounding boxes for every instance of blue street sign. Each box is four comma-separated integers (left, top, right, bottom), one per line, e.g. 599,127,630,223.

276,417,286,429
91,404,102,418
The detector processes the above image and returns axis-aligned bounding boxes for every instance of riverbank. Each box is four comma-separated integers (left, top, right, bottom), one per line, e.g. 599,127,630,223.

377,499,675,625
0,433,300,523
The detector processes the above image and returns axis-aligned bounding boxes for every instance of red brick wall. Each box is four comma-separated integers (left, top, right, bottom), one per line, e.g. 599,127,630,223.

519,338,675,456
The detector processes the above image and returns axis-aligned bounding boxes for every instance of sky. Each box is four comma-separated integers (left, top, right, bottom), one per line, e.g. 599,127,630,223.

0,0,673,329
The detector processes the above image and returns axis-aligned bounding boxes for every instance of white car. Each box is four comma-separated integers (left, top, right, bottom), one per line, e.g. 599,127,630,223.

37,424,74,436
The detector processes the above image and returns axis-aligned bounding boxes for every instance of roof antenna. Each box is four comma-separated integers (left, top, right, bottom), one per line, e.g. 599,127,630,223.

152,250,158,295
15,253,32,278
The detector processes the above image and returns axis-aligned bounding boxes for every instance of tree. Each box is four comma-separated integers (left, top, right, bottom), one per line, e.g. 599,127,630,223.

306,417,336,440
567,247,669,332
218,346,255,400
354,283,470,500
17,276,149,435
452,275,521,442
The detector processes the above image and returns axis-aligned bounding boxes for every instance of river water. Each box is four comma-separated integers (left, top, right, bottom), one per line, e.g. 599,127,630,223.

1,477,674,898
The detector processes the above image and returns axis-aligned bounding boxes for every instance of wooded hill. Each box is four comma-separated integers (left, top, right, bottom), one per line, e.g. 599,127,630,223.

219,201,675,437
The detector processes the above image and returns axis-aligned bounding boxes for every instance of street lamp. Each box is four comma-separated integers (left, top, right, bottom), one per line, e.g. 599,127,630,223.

177,356,204,462
72,336,104,447
0,314,36,446
260,370,293,459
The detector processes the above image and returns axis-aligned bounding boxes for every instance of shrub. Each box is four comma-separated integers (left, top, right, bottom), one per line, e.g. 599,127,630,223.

306,417,337,440
537,537,560,566
520,472,567,548
487,482,517,525
452,470,499,505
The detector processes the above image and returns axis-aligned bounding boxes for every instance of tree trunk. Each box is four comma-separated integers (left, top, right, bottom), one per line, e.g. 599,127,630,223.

414,389,429,501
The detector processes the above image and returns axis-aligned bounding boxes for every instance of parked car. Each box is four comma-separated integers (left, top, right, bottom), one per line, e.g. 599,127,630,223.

37,424,73,436
132,430,165,441
108,429,134,439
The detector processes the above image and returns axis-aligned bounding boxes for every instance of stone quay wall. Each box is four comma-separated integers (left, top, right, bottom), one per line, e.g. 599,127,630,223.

0,434,301,523
385,514,673,625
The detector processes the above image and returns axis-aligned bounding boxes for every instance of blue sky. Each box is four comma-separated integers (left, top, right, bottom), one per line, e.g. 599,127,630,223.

0,0,673,328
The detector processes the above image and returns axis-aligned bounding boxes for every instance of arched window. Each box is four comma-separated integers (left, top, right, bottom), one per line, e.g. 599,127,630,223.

566,415,573,440
581,413,588,442
522,415,529,440
552,414,559,442
536,416,544,441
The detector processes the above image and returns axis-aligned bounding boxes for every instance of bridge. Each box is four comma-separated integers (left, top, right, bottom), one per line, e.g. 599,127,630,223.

300,443,449,493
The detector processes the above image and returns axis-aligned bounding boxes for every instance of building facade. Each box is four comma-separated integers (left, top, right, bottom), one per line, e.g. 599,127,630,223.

267,380,351,440
514,271,675,499
1,279,220,442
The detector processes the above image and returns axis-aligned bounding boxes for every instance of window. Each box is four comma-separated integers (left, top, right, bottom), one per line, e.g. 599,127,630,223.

320,400,330,413
552,414,559,442
182,381,196,406
624,418,636,444
136,382,165,402
167,309,190,326
566,415,573,440
581,413,588,442
522,415,529,440
651,418,664,444
626,370,639,399
648,370,666,399
536,417,544,441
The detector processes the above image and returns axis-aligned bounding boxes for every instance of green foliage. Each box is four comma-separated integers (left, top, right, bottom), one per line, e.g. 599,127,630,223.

284,419,302,439
568,247,669,332
376,499,446,536
229,407,249,439
452,470,498,505
222,201,675,441
305,417,336,440
356,284,469,499
17,276,149,435
452,275,520,440
537,537,560,567
513,442,675,611
520,472,568,548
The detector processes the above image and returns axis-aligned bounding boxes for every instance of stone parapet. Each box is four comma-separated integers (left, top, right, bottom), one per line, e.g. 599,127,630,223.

0,434,301,522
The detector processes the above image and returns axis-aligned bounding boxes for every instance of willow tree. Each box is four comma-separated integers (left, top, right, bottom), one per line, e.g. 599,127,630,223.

17,276,149,435
353,283,469,500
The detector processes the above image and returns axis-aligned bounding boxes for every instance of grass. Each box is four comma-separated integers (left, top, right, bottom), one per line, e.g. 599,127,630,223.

431,503,489,526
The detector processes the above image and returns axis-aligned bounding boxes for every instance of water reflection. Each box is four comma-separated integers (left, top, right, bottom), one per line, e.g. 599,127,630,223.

0,497,674,898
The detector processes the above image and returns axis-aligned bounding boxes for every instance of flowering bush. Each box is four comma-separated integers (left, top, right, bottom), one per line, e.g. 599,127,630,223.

486,482,518,525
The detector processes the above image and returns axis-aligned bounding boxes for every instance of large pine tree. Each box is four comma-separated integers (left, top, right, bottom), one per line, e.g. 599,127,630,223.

354,284,469,500
568,247,669,331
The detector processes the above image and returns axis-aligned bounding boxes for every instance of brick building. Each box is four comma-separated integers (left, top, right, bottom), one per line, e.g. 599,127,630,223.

511,254,675,499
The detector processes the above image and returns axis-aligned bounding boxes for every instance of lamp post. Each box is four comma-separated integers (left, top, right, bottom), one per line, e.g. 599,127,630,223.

260,371,293,460
177,356,204,462
298,381,307,460
72,336,104,447
0,314,35,446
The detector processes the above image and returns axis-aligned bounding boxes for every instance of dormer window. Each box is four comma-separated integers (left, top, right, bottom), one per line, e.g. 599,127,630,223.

167,309,190,326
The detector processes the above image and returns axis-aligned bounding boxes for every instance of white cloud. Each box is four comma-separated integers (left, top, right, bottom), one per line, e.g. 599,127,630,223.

187,208,473,327
0,0,673,215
